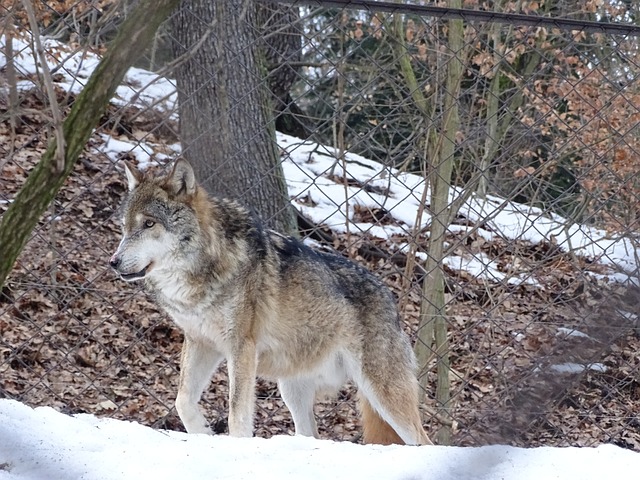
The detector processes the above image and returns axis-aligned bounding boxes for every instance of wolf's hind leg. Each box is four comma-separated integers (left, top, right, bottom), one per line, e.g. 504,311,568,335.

278,378,319,438
175,337,223,434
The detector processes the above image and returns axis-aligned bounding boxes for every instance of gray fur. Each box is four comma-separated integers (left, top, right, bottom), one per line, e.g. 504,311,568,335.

110,159,431,445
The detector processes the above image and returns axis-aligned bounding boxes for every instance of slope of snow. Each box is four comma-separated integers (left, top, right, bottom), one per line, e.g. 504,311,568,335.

277,134,639,280
1,399,639,480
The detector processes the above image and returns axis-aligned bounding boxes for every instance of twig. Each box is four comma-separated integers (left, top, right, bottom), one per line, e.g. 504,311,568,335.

23,0,66,172
1,16,18,171
334,11,350,248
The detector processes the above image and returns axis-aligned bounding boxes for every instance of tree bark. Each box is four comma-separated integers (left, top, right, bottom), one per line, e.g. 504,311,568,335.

171,0,297,234
256,1,311,139
0,0,180,290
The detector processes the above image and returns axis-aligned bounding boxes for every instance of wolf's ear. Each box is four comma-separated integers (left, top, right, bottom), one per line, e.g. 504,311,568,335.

167,158,197,196
123,161,143,191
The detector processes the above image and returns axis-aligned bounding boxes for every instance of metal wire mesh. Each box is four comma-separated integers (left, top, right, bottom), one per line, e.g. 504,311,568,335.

1,0,639,449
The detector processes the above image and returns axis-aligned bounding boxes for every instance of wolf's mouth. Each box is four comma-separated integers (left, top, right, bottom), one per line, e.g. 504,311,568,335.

120,263,151,281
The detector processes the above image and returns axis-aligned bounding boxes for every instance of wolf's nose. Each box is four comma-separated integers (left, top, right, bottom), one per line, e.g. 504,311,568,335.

109,254,121,269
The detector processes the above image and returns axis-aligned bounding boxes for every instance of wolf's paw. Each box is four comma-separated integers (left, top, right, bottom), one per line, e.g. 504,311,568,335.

186,423,213,435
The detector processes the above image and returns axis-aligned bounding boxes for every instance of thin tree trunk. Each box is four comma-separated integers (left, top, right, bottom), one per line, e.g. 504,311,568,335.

390,3,463,445
412,8,465,445
0,0,179,290
431,8,464,446
171,0,297,235
478,23,501,199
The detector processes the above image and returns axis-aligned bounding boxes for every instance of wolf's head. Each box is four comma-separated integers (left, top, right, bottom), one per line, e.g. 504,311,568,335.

109,159,203,282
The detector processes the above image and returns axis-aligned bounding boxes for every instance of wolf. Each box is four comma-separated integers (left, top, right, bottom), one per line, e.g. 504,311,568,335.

109,159,432,445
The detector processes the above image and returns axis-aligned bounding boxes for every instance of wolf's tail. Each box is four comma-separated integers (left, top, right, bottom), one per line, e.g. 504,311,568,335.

358,393,405,445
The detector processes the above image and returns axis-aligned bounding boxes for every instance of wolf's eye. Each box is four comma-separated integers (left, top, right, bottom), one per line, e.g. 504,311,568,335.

143,219,155,229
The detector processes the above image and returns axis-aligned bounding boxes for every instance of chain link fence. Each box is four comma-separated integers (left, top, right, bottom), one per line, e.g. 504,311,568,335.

1,0,639,449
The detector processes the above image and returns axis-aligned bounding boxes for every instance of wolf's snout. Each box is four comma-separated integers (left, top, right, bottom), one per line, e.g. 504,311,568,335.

109,254,121,270
110,251,151,282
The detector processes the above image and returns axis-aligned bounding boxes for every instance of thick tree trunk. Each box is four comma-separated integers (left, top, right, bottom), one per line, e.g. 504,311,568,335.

171,0,297,234
0,0,179,290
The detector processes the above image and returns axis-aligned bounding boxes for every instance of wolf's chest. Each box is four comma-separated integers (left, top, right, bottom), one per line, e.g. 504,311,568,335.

161,299,236,345
147,278,236,346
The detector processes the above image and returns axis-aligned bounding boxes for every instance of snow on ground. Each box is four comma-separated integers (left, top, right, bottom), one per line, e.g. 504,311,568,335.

2,34,177,116
276,134,639,280
3,29,640,480
1,399,640,480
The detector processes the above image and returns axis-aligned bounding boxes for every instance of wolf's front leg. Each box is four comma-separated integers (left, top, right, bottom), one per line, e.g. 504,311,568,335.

175,336,223,434
227,338,258,437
